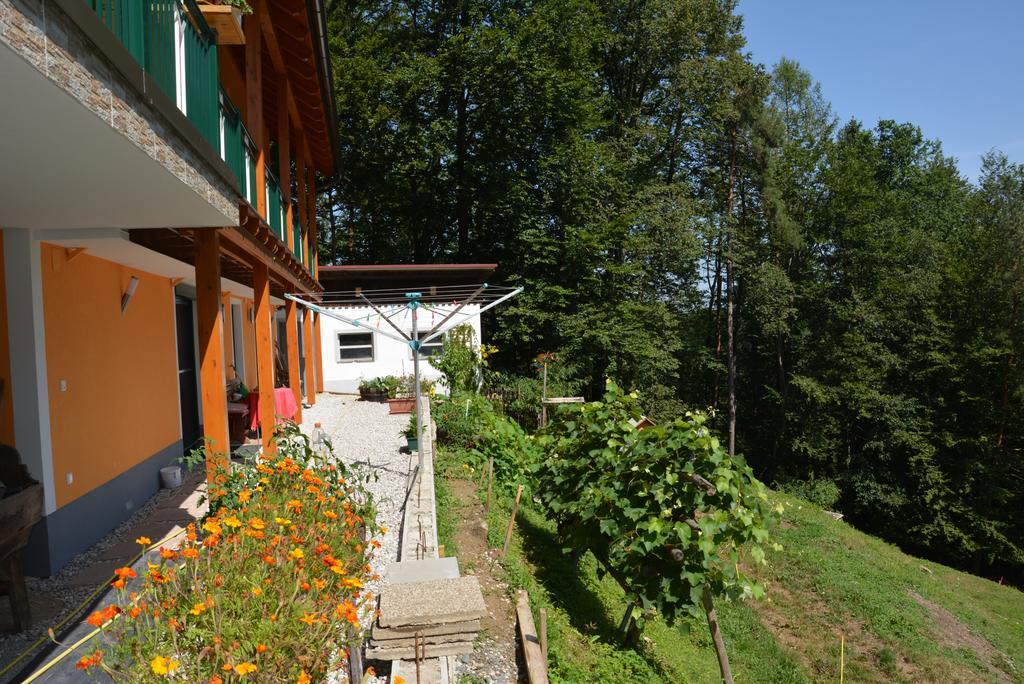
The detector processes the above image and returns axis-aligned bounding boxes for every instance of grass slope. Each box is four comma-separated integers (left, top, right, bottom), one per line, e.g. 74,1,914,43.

435,449,1023,684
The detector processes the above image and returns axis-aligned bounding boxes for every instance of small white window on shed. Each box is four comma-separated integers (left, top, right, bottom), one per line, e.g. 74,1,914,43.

336,332,374,362
414,332,444,358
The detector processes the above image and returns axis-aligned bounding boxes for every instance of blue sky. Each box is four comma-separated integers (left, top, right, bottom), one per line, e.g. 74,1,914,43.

738,1,1024,183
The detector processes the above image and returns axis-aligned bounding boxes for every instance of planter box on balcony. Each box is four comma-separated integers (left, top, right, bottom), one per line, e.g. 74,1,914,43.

199,5,245,45
388,398,415,414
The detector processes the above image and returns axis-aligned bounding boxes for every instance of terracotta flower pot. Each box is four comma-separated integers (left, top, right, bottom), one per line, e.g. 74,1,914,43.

388,398,415,414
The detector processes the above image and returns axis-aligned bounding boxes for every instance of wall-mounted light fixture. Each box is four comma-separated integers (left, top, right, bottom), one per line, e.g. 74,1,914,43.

121,276,140,314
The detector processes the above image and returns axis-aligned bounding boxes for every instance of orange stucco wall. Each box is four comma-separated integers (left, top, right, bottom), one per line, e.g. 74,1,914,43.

0,231,14,446
41,244,180,508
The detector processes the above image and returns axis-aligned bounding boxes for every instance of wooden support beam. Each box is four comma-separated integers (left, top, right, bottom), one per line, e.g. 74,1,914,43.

313,312,324,392
296,131,308,265
257,1,305,130
516,590,549,684
302,309,314,405
253,262,277,454
245,7,266,217
285,296,303,424
195,229,230,478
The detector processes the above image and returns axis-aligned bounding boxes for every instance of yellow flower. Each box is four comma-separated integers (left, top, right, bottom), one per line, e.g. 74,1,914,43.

190,602,207,616
234,662,257,676
238,490,252,503
289,548,304,560
297,671,311,684
135,536,151,546
249,518,266,531
275,517,292,526
251,587,263,597
150,655,179,676
203,520,222,536
299,612,318,625
222,516,242,528
342,577,363,589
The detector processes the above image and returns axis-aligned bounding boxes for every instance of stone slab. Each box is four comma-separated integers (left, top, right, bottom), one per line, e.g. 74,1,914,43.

367,641,474,660
372,619,481,640
378,576,486,628
385,557,460,585
390,657,452,684
370,631,478,648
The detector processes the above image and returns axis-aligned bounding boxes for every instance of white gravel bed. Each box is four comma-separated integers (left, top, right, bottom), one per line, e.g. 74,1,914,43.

301,393,411,684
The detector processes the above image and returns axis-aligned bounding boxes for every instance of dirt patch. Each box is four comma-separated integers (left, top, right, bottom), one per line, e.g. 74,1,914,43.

909,590,1012,684
449,477,523,682
753,583,922,682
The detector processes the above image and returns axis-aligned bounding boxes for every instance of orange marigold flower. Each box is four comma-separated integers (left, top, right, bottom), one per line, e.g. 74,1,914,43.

222,516,242,529
182,547,200,559
210,677,224,684
251,587,263,597
299,612,318,625
249,518,266,531
135,536,151,546
275,517,292,526
262,555,276,566
313,578,326,590
75,650,102,671
297,671,311,684
190,602,207,616
286,499,302,512
289,548,304,560
111,578,126,590
323,510,338,520
114,566,137,579
159,548,178,561
256,644,268,654
238,490,252,503
300,581,311,592
203,520,222,536
150,655,179,676
129,606,142,619
395,677,406,684
235,663,257,676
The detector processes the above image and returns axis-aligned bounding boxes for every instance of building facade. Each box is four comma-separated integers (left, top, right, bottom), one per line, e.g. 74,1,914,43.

0,0,333,575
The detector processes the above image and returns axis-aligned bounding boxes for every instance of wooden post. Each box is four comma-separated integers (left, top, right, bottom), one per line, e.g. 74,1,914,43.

516,590,549,684
539,608,548,662
313,312,324,392
244,6,265,217
296,133,308,263
485,458,494,518
302,309,315,405
252,262,276,454
195,229,229,477
502,484,524,556
703,585,735,684
285,297,302,423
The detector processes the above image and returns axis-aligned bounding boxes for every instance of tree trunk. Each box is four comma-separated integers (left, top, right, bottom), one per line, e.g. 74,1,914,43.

726,130,737,457
703,585,735,684
454,0,471,257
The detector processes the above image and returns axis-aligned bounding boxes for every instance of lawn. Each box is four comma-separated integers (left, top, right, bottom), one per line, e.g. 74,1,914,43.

435,448,1024,683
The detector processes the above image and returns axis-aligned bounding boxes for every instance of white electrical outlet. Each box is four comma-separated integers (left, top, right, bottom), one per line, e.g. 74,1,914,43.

65,472,73,485
59,379,68,392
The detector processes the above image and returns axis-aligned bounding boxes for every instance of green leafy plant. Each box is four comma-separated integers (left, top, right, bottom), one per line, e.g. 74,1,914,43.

534,380,778,680
434,324,481,394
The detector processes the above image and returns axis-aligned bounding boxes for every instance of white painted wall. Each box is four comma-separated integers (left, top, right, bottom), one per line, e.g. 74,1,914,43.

318,304,482,394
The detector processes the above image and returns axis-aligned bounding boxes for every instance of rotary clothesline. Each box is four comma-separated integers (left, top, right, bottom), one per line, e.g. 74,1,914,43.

285,284,521,472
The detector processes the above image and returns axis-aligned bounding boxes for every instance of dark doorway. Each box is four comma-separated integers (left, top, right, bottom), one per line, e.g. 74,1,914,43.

175,296,201,451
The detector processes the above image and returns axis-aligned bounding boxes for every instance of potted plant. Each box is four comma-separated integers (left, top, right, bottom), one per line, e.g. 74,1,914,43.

403,414,418,452
387,375,416,414
358,377,392,402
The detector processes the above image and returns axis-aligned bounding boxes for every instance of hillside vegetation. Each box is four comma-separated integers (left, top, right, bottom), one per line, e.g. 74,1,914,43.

437,449,1023,683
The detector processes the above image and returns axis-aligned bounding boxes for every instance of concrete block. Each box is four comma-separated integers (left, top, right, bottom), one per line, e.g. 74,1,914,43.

370,631,477,649
378,576,486,628
385,558,459,585
372,619,480,640
366,641,474,660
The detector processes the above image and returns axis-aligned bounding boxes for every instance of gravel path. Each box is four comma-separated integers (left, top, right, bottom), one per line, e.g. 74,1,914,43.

301,393,411,684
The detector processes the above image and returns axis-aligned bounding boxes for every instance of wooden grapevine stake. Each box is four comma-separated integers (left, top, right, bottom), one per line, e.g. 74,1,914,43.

539,607,548,661
502,484,524,556
702,585,734,684
485,457,494,517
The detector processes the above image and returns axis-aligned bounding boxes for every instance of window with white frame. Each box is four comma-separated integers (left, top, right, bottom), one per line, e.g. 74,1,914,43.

336,332,374,362
414,332,444,358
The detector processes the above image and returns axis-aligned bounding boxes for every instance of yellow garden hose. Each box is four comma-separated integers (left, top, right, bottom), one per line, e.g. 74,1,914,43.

0,527,187,682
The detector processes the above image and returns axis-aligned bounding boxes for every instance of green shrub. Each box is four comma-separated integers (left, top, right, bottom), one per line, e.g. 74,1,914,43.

776,477,842,510
433,392,494,449
434,324,480,394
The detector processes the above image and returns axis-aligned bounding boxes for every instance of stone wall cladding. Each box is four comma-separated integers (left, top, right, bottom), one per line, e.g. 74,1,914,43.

0,0,238,224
